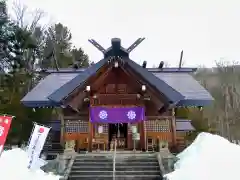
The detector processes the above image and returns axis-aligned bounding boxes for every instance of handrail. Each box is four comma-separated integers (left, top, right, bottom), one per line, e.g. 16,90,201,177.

113,139,117,180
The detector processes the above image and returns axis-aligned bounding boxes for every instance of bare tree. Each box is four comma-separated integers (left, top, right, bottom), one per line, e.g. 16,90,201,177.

201,60,240,139
11,0,45,31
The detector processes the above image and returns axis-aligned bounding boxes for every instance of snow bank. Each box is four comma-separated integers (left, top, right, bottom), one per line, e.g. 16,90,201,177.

0,148,61,180
164,132,240,180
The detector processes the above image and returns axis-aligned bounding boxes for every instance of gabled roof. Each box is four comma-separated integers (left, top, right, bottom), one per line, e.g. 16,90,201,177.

153,72,213,106
20,37,213,108
176,119,195,131
21,73,78,107
148,67,197,73
47,58,184,104
41,67,197,74
126,59,184,103
48,58,108,102
21,66,214,107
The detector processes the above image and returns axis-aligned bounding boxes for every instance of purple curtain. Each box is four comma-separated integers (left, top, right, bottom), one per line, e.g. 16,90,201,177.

90,107,145,123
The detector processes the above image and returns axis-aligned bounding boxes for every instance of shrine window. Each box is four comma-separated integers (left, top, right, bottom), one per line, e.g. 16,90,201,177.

145,120,170,132
65,120,89,133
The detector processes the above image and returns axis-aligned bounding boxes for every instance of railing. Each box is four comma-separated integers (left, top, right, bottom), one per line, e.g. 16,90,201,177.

113,139,117,180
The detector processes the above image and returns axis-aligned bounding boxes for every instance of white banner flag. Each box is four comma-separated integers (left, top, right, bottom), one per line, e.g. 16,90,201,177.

27,123,50,169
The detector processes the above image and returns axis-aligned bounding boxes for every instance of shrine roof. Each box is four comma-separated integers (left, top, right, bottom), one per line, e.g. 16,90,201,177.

21,63,213,107
45,58,184,104
21,73,78,107
42,67,197,73
153,72,213,106
176,119,195,131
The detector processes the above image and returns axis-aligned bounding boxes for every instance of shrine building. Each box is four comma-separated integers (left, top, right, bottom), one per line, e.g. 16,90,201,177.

21,38,213,152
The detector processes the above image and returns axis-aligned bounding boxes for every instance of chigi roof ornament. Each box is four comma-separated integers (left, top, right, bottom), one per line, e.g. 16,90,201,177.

88,38,145,59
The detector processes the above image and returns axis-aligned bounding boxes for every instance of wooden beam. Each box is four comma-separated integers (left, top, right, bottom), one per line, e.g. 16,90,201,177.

144,94,164,110
91,66,113,91
121,66,166,108
146,116,172,120
55,108,65,147
67,91,87,111
63,63,110,103
123,65,169,104
171,108,177,147
64,117,89,121
140,121,146,151
88,121,93,152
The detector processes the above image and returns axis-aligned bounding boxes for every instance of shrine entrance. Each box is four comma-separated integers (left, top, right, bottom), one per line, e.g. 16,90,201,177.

108,123,128,150
90,107,144,151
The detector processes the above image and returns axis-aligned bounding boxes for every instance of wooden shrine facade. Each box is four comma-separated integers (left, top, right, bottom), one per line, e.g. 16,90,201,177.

60,64,178,151
21,38,213,152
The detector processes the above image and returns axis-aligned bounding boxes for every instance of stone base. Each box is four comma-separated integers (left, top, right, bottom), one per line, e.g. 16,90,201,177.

64,149,76,158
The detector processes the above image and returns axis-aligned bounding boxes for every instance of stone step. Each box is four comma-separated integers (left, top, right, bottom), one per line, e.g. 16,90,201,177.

115,175,162,180
117,156,157,159
68,174,113,180
116,161,159,166
115,156,157,159
75,155,113,158
71,165,113,171
73,161,113,166
67,153,162,180
116,159,158,162
70,170,113,176
76,154,114,157
115,154,156,157
76,155,114,157
68,173,162,180
74,159,113,162
116,170,160,176
116,165,160,171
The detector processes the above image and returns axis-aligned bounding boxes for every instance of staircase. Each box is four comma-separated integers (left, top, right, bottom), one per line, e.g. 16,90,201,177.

67,152,163,180
115,153,163,180
68,154,113,180
42,142,64,160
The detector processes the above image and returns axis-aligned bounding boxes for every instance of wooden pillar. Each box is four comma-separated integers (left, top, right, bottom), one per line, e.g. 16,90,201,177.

127,124,132,150
140,121,146,151
56,108,65,147
88,121,93,152
171,108,177,147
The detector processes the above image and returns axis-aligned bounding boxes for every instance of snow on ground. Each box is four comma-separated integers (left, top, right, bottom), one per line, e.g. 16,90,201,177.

164,132,240,180
0,148,61,180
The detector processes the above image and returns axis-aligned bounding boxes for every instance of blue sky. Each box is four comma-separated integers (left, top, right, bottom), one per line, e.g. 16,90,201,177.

7,0,240,68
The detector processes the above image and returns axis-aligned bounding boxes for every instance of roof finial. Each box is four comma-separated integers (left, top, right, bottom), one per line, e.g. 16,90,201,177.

88,39,106,54
178,50,183,69
158,61,164,69
126,38,145,53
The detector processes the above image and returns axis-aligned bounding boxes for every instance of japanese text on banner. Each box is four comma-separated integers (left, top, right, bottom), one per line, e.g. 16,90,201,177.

27,124,50,169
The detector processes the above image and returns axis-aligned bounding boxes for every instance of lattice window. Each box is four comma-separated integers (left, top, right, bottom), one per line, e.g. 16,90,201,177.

145,120,170,132
102,124,108,133
65,120,89,133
